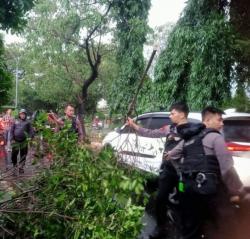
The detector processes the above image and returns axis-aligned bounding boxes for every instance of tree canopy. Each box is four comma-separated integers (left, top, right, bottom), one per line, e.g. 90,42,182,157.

8,0,115,114
0,0,35,107
0,37,12,106
3,0,250,112
230,0,250,111
0,0,35,31
153,0,233,111
109,0,151,115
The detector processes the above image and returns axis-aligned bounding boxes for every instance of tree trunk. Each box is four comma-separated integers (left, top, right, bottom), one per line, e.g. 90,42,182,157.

79,52,101,142
76,99,87,141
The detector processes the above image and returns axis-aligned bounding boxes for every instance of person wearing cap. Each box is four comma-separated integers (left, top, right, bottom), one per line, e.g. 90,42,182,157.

10,109,34,174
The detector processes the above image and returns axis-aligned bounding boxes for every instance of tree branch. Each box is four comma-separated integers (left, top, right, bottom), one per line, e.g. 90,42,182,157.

0,225,15,236
85,1,113,42
127,49,157,116
85,39,94,70
0,209,77,220
0,188,39,206
91,40,97,62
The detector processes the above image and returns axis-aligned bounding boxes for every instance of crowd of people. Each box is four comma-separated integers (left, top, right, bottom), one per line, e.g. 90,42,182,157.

0,104,83,175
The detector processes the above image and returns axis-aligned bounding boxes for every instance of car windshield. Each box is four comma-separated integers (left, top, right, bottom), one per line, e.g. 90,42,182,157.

119,117,150,134
223,117,250,143
136,117,151,128
147,117,171,129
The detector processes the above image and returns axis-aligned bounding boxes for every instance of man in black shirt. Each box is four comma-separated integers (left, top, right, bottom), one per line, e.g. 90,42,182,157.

10,109,34,174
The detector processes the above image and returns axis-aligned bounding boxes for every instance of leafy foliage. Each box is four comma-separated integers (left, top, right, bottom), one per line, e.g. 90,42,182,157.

0,0,35,31
153,0,233,111
230,0,250,102
0,36,12,106
134,23,175,114
0,0,34,107
7,0,115,114
0,113,147,238
224,87,250,112
109,0,151,115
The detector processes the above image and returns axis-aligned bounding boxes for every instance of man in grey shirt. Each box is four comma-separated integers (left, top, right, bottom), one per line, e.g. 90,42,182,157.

167,106,249,239
127,102,197,238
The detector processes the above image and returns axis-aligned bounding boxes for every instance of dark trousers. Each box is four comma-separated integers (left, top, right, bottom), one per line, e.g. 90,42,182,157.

155,160,179,227
178,187,234,239
11,141,28,167
178,193,211,239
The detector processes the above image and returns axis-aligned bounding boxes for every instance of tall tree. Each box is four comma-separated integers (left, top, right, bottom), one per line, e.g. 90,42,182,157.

0,0,35,107
109,0,151,115
135,23,174,113
0,36,12,106
6,42,118,114
13,0,114,137
154,0,233,110
230,0,250,110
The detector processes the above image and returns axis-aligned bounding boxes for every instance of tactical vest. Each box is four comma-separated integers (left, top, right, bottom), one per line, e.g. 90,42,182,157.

161,125,181,169
179,128,220,175
164,124,181,153
164,122,205,153
178,129,221,195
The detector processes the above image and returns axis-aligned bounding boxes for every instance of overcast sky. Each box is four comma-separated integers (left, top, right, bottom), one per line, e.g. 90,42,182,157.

2,0,186,44
149,0,186,27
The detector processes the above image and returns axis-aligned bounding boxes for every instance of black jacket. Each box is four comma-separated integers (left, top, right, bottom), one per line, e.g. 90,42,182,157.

10,119,34,142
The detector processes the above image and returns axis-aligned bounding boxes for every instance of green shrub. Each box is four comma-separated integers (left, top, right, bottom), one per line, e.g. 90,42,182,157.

0,113,147,238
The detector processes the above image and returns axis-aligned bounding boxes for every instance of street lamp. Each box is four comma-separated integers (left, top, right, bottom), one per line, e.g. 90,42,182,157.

15,57,19,109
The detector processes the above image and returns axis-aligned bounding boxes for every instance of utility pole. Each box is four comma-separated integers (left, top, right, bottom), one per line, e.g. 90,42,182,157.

15,57,19,109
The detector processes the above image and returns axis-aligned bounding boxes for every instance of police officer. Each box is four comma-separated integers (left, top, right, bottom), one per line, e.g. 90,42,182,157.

127,102,199,238
10,109,34,174
56,104,84,143
167,106,249,239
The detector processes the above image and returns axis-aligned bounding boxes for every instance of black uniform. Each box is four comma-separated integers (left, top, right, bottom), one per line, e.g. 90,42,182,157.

172,127,240,239
150,123,206,239
10,118,34,168
154,126,180,228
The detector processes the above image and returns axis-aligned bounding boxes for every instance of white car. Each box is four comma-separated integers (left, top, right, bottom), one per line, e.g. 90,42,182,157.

102,110,250,188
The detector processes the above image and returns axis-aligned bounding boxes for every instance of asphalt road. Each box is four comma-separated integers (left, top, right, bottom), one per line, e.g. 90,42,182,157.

138,202,250,239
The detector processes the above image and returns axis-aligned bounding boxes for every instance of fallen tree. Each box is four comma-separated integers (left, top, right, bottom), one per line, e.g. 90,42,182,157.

0,113,147,239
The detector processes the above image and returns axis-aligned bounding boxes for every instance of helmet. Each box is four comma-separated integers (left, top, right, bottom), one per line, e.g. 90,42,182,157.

19,109,27,114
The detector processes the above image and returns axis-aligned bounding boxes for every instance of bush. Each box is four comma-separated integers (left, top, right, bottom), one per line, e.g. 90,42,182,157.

0,113,147,238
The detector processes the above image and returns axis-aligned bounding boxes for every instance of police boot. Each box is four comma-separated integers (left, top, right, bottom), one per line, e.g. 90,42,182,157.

149,225,168,239
19,167,24,174
19,162,25,174
12,166,18,177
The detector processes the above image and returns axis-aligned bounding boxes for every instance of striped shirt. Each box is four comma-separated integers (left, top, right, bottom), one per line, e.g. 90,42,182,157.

2,114,15,131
